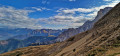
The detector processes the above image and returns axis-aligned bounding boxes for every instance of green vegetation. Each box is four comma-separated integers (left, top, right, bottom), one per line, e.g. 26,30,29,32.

88,35,120,56
9,51,23,56
88,47,107,56
67,37,75,41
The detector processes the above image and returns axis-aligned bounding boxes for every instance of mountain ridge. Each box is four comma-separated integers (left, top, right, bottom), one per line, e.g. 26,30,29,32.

56,7,112,42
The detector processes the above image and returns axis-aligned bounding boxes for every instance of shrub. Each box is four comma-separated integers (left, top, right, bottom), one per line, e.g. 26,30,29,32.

67,37,75,41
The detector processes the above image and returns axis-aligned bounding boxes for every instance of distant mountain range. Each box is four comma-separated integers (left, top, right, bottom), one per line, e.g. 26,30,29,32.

12,29,65,40
0,28,65,40
0,28,33,40
0,28,65,53
0,36,56,53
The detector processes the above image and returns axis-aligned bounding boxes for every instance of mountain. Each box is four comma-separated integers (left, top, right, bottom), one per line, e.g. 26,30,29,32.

1,2,119,56
13,29,65,40
0,28,33,40
0,28,65,53
22,7,112,46
0,36,56,54
0,28,65,40
56,7,112,42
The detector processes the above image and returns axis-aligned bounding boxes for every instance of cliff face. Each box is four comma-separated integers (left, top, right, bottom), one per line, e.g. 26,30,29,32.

56,7,112,42
1,3,120,56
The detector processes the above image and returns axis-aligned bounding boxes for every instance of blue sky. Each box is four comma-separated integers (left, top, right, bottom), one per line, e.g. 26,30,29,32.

0,0,119,29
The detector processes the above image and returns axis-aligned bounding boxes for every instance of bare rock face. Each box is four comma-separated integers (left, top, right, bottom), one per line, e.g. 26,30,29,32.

56,7,112,42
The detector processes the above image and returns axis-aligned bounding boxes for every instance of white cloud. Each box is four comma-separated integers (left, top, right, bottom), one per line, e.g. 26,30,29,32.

0,0,119,29
39,14,88,28
69,0,76,2
0,6,42,29
42,1,50,4
31,7,50,11
103,0,112,1
57,8,94,15
32,7,42,11
41,0,119,29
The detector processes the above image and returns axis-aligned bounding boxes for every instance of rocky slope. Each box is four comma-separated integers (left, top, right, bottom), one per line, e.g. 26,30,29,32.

56,7,112,42
1,2,120,56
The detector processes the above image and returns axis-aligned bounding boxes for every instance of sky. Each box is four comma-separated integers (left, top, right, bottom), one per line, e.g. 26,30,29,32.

0,0,119,29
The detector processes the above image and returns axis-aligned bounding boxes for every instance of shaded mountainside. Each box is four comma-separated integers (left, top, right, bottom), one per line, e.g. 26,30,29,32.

1,2,120,56
0,28,65,54
0,28,33,40
56,7,112,42
0,36,56,54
